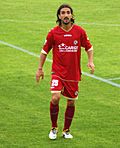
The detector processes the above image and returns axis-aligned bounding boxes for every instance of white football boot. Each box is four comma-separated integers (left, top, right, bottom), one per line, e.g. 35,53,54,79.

62,129,73,139
49,127,58,140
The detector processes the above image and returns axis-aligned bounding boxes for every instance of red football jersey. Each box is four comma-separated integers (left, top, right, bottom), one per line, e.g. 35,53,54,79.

42,24,92,81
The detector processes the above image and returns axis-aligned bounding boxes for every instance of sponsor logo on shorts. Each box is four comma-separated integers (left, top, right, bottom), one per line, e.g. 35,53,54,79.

75,91,78,96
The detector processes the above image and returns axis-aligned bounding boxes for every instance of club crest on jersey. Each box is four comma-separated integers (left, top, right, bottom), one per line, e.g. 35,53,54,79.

74,40,78,45
58,43,78,52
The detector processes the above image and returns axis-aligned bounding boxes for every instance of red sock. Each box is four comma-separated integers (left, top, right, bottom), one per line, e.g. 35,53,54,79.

63,105,75,131
50,101,59,128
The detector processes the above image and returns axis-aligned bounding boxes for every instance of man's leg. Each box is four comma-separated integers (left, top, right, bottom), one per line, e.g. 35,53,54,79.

61,80,78,138
62,100,75,138
63,100,75,131
49,92,60,140
50,93,60,128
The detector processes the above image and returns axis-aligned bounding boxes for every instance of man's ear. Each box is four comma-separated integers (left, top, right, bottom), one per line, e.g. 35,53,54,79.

58,14,61,19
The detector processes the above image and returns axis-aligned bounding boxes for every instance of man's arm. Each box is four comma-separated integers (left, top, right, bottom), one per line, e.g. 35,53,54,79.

86,47,95,74
36,53,47,82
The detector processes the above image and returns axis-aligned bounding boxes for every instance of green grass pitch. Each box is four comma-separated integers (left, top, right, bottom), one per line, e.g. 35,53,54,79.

0,0,120,147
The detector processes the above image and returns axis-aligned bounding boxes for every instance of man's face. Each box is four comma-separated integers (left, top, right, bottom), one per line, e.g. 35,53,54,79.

59,8,72,25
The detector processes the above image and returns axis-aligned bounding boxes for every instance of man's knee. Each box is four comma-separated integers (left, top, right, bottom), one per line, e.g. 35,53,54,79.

51,93,60,105
67,100,75,106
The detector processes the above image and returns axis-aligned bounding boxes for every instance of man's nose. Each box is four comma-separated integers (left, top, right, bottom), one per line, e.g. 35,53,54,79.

64,12,68,17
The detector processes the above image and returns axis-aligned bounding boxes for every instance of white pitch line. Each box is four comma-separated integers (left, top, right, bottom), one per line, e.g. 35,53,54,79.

82,72,120,88
108,77,120,81
0,40,120,88
0,19,120,27
79,22,120,27
0,40,40,58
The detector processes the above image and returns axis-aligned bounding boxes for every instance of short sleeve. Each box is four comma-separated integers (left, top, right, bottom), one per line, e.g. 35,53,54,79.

81,29,92,51
42,30,54,54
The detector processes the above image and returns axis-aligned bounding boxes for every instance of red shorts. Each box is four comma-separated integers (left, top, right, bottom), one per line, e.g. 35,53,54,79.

50,75,79,99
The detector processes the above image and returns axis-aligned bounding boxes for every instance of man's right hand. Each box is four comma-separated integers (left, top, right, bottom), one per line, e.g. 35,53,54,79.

36,68,44,82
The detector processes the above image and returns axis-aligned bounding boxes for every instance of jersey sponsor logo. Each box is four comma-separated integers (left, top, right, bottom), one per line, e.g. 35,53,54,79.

58,43,78,52
64,34,72,37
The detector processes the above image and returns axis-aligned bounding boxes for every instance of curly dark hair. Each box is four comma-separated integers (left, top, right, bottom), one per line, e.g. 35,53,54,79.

56,4,75,25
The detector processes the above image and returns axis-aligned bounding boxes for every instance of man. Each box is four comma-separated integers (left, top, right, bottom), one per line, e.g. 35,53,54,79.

36,4,95,140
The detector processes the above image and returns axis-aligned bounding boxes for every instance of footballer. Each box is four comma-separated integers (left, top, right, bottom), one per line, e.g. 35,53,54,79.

36,4,95,139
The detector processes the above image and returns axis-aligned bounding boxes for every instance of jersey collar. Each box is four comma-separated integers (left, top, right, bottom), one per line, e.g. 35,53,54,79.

60,24,74,32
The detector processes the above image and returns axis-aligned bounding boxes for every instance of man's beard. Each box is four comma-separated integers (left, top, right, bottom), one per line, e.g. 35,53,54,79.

62,17,71,25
